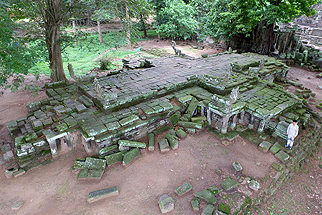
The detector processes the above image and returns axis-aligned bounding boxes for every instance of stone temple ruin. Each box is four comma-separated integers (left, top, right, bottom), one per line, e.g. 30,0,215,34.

3,51,322,213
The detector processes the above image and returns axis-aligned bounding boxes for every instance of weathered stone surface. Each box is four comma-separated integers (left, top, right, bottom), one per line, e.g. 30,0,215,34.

191,116,207,122
87,186,119,203
249,180,260,191
105,151,125,165
148,133,155,151
194,190,217,204
99,145,118,155
175,182,193,196
221,177,239,191
159,139,170,153
201,204,215,215
258,141,272,152
118,140,146,149
275,150,290,163
85,157,106,170
13,169,25,177
270,142,282,154
185,97,199,118
232,161,243,172
169,111,181,125
11,201,25,210
177,121,202,129
165,133,179,150
176,128,187,139
119,114,139,126
122,148,140,166
158,194,174,214
191,197,200,211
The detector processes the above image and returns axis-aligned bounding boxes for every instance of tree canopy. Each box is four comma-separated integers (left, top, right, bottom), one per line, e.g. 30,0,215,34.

0,2,37,91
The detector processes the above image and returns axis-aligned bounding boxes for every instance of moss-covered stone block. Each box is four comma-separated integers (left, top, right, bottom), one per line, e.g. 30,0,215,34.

194,189,217,204
191,197,200,211
122,148,140,166
275,151,290,163
148,133,155,151
158,194,174,214
218,203,231,215
258,141,272,152
87,186,119,203
201,204,215,215
175,182,193,196
169,111,181,126
99,145,118,155
221,177,239,191
118,140,146,149
270,142,282,154
159,139,170,153
105,151,125,165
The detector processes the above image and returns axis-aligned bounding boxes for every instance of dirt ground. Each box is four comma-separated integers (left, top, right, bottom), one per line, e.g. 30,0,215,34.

0,43,322,214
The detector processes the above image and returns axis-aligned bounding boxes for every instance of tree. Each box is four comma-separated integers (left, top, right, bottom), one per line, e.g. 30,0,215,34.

201,0,318,54
11,0,84,82
0,2,37,91
154,0,198,40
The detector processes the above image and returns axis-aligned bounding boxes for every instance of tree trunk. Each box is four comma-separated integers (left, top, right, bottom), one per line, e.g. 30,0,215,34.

229,20,275,55
125,1,131,48
140,13,147,38
45,0,67,82
72,19,78,46
98,21,103,43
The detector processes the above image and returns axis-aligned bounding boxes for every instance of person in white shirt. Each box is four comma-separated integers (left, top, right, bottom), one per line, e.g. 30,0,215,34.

285,119,299,149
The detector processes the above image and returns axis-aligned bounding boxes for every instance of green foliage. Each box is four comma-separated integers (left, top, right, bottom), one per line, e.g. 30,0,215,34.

98,57,112,70
200,0,318,41
155,0,198,40
0,3,38,91
218,202,231,214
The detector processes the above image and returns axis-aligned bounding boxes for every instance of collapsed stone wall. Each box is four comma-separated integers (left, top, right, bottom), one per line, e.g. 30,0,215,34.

274,24,322,69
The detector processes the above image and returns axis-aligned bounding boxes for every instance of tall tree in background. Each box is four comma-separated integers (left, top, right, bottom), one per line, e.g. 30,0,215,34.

0,1,37,91
154,0,198,40
11,0,83,82
202,0,318,54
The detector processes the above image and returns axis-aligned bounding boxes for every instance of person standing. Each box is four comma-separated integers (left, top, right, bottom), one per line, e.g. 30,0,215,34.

285,119,299,149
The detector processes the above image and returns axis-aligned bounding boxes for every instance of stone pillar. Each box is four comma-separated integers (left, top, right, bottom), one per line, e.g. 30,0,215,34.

239,111,245,124
230,114,238,130
248,114,254,129
48,139,58,158
221,116,230,134
207,110,211,125
258,119,266,133
201,106,205,116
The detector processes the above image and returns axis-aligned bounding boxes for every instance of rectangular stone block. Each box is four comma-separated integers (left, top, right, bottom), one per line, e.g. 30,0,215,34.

148,133,155,151
191,197,200,211
185,97,198,118
99,145,118,155
122,148,140,166
118,140,146,148
178,121,202,129
159,139,170,153
258,141,272,152
194,190,217,204
165,133,179,150
221,177,239,191
275,150,290,163
169,111,181,126
270,142,282,154
175,182,193,196
87,186,119,203
105,151,125,165
85,157,106,170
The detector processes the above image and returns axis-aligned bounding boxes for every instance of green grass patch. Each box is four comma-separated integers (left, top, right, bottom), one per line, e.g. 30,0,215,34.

28,31,150,78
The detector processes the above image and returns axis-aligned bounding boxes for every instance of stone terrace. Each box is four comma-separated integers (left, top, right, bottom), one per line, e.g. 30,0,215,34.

4,52,310,173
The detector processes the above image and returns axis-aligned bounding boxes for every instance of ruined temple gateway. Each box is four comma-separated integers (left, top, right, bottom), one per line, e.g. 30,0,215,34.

6,52,313,171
